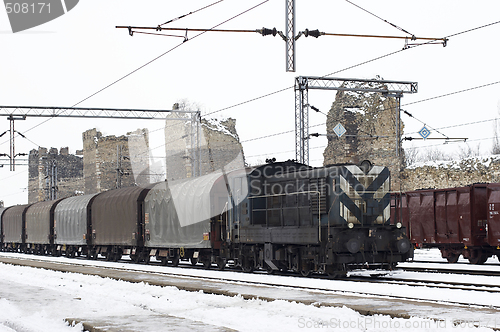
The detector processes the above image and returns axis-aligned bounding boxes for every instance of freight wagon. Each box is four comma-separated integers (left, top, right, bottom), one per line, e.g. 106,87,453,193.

391,183,500,264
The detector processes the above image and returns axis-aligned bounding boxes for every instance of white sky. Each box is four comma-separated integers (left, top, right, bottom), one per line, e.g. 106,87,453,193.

1,0,500,206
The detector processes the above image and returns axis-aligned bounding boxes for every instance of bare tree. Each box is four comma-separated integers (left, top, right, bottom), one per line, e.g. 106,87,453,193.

493,118,500,155
404,145,420,166
420,147,453,162
456,143,481,160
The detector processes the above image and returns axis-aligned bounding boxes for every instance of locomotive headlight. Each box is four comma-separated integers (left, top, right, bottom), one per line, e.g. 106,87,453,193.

348,222,354,229
396,222,402,229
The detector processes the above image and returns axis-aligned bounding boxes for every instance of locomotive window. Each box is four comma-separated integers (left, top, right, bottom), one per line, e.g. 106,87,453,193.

267,196,281,209
267,210,281,227
298,192,309,207
283,208,298,226
252,197,265,210
284,193,297,207
299,207,311,226
252,210,266,225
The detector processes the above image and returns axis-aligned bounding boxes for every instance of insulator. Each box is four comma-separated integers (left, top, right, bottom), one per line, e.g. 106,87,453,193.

304,29,321,38
261,27,277,36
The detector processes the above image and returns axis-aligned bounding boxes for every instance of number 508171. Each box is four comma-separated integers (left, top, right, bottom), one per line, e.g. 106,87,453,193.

5,3,51,14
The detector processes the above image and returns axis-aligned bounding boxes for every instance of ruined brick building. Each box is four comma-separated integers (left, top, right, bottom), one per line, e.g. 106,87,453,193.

164,104,244,181
28,114,244,203
28,147,84,203
83,128,150,194
28,128,150,203
322,81,500,192
323,83,404,190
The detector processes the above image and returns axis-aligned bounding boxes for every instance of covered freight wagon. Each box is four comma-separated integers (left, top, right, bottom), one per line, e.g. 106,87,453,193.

143,171,233,265
2,204,31,251
90,186,151,261
0,207,10,246
25,199,63,254
54,193,99,257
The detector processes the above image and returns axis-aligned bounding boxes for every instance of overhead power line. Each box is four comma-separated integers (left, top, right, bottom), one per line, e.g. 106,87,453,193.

158,0,224,27
344,0,415,37
0,1,269,155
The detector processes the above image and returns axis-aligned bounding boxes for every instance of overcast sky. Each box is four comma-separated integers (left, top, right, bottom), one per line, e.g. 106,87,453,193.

1,0,500,206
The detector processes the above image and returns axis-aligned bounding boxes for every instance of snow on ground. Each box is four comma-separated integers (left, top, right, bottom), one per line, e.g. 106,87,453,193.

0,250,498,331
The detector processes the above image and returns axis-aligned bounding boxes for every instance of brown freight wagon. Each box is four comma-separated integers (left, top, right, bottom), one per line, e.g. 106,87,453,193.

487,184,500,260
391,183,499,264
90,186,151,261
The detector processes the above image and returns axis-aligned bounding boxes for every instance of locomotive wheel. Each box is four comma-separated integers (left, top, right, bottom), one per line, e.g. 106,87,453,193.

300,266,311,277
446,253,460,263
241,261,254,273
190,257,199,266
326,264,347,279
327,271,347,279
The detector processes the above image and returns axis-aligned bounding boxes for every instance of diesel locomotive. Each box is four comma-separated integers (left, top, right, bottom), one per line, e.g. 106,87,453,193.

1,160,413,277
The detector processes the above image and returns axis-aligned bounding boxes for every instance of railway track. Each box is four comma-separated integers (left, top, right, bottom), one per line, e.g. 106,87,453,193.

2,252,500,312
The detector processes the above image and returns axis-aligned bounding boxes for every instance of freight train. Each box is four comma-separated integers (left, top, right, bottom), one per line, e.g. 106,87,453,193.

391,183,500,265
0,160,413,277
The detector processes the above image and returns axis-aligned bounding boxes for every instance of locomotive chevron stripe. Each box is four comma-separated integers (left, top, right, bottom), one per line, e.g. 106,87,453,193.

341,167,390,200
338,192,391,224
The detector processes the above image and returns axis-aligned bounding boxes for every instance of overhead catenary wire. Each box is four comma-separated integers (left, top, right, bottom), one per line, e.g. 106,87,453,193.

158,0,224,27
0,1,270,153
344,0,414,37
3,13,499,162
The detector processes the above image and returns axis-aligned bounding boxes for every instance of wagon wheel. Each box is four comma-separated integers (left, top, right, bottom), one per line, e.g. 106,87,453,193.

202,259,212,270
89,250,98,260
130,253,140,263
114,249,123,262
106,252,115,261
446,253,460,263
190,257,199,266
169,255,180,267
468,251,488,265
216,257,226,271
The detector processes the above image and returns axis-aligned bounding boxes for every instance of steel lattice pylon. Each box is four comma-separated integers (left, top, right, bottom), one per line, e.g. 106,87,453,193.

285,0,295,72
294,76,418,165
